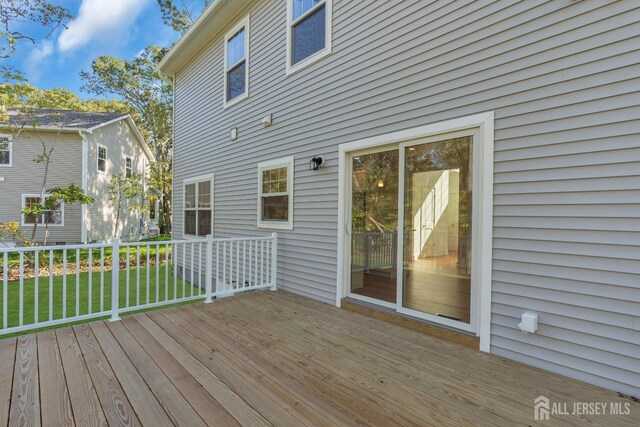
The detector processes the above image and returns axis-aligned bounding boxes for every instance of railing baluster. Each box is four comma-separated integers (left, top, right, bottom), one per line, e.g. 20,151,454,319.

34,251,39,325
223,241,227,292
100,247,105,313
62,249,67,319
190,243,194,296
182,243,186,298
165,243,169,302
156,244,160,303
243,241,247,289
215,241,220,294
19,252,23,326
145,246,150,304
49,250,53,321
260,240,264,286
88,248,92,314
76,249,80,317
173,243,177,299
136,248,141,306
249,240,253,288
126,246,130,308
2,252,7,329
235,241,240,291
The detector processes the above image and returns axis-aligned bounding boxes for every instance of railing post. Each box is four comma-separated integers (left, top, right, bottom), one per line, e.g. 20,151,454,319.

110,238,121,322
205,234,213,303
270,233,277,291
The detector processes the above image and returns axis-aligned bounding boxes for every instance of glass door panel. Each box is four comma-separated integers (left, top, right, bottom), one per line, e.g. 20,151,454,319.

402,136,473,323
350,149,399,304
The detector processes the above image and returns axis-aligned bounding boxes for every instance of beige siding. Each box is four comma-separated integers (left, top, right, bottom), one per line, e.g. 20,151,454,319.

171,0,640,396
85,120,149,242
0,130,83,243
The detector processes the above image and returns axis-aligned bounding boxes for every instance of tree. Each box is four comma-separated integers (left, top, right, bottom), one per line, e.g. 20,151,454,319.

0,80,135,115
157,0,212,34
0,0,71,58
107,174,147,239
22,184,94,245
81,46,174,234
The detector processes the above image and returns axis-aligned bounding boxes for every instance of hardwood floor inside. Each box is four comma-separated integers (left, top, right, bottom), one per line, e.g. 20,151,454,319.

351,256,471,322
0,290,637,426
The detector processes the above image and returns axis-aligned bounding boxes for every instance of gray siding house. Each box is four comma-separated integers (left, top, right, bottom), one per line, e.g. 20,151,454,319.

0,110,154,244
158,0,640,398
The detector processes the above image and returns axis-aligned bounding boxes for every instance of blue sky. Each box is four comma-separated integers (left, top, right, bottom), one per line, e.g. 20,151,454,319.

3,0,205,98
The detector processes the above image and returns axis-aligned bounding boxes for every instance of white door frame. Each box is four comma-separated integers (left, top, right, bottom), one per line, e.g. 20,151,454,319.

336,112,494,352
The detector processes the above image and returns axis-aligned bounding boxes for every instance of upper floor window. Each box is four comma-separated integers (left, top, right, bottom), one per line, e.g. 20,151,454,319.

224,16,250,107
258,156,294,230
287,0,332,73
0,135,12,167
22,194,64,226
97,144,107,172
184,175,213,237
125,156,133,178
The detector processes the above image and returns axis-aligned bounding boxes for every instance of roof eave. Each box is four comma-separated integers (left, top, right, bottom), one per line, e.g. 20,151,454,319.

157,0,252,77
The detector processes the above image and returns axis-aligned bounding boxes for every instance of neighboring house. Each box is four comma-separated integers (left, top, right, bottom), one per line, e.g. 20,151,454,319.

158,0,640,397
0,110,155,244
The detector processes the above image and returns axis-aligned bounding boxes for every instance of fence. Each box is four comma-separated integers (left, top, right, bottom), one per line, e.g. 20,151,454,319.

0,233,277,336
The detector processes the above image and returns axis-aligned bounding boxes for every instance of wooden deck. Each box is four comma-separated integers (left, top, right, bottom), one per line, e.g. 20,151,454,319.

0,290,637,426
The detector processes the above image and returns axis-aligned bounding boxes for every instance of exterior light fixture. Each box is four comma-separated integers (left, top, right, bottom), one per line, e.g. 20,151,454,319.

378,179,384,188
309,156,324,171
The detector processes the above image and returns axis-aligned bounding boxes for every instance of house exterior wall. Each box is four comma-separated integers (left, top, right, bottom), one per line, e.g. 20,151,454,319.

0,130,83,243
170,0,640,397
85,120,149,242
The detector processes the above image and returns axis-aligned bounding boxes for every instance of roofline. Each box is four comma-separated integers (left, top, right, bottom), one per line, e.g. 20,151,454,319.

157,0,252,78
86,115,156,163
1,115,156,163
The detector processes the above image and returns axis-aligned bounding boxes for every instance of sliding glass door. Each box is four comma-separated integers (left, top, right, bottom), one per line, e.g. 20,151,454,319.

398,133,476,330
349,148,399,306
346,130,479,332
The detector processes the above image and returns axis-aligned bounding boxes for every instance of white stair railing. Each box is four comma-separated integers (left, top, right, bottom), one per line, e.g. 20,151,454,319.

0,233,277,336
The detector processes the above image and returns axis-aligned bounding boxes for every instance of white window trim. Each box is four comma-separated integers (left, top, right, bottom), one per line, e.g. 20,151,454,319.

183,173,214,238
286,0,332,76
97,143,107,173
257,156,294,230
125,155,133,177
21,193,65,227
0,134,12,168
223,14,250,109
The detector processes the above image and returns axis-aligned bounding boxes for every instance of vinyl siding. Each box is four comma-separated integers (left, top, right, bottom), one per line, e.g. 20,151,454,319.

0,130,83,243
172,0,640,396
85,120,150,242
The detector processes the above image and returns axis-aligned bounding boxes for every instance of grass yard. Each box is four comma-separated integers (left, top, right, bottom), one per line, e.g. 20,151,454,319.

0,263,203,336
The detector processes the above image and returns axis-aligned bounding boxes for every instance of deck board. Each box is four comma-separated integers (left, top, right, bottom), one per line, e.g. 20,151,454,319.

9,334,39,427
0,337,17,426
0,290,637,426
37,331,74,427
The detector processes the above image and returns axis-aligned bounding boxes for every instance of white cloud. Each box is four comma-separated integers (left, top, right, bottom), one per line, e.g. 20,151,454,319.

24,40,54,81
58,0,151,52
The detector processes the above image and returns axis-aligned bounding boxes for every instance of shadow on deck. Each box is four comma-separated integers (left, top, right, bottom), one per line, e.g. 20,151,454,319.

0,290,638,426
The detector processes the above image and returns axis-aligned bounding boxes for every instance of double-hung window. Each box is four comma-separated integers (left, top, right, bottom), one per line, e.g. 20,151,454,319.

125,156,133,178
258,156,294,230
224,16,250,107
0,134,12,167
184,175,213,237
287,0,332,73
97,144,107,172
21,194,64,226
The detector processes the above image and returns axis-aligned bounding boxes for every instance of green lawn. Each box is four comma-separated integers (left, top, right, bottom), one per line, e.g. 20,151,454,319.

0,263,203,336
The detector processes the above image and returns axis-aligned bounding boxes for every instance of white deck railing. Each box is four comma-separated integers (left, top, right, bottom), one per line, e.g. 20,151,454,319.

0,233,277,336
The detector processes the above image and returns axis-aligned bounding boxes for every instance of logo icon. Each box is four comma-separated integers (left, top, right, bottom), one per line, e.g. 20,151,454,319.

534,396,550,421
